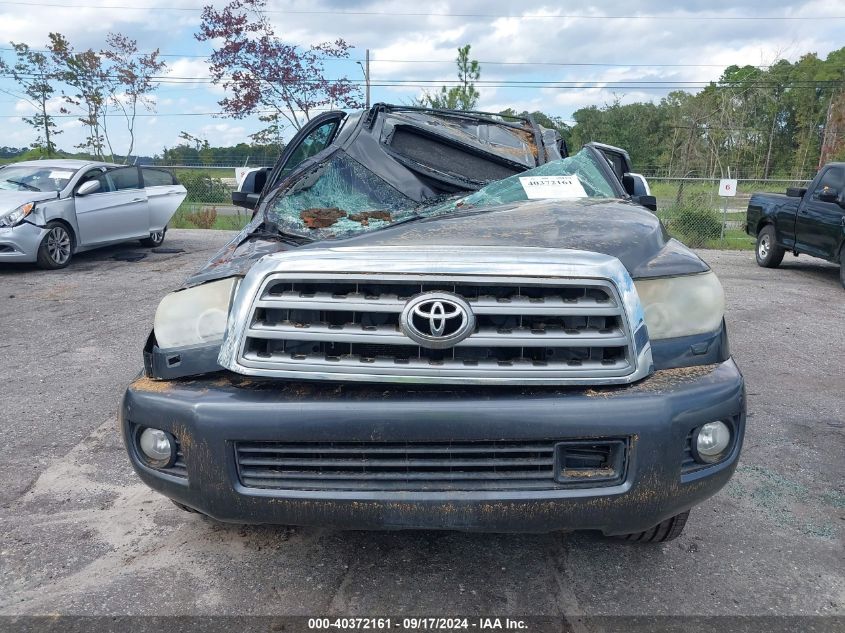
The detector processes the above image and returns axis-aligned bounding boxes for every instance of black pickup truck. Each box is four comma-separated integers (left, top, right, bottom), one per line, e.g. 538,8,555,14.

746,162,845,288
120,105,745,543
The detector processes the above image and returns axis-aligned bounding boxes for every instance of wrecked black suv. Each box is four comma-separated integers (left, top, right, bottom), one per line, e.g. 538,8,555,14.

121,105,745,542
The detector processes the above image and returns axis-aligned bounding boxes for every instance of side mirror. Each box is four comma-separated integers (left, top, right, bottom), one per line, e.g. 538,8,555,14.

634,195,657,212
233,168,270,210
232,191,259,211
818,189,838,203
76,180,100,196
786,187,806,198
623,172,651,197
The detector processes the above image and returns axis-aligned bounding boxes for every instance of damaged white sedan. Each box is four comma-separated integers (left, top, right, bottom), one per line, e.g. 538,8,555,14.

0,159,187,269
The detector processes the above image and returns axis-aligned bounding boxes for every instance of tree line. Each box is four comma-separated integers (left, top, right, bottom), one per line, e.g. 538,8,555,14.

160,134,280,166
564,49,845,180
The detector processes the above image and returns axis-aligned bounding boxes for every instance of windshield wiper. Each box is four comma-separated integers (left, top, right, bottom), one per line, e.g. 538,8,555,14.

3,179,39,192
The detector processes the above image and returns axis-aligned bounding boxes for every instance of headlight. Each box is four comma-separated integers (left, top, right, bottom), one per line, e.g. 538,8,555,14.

0,202,35,227
153,277,239,349
634,271,724,339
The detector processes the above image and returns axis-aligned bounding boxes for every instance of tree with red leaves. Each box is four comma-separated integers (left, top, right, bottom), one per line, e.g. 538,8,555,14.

196,0,363,140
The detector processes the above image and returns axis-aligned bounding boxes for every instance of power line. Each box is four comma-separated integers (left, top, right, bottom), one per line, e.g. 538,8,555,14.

0,47,210,59
0,48,799,69
370,60,781,69
2,48,840,72
0,108,345,118
0,79,839,120
0,2,843,20
4,70,845,87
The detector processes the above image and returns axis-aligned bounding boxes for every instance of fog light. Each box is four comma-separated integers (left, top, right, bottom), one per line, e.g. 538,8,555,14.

139,427,173,467
694,421,731,463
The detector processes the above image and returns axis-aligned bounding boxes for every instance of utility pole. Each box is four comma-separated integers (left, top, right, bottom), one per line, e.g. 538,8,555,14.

819,92,843,168
365,49,370,108
357,49,371,109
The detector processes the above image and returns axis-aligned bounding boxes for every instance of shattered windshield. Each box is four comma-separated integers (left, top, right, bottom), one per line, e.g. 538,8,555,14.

264,147,618,240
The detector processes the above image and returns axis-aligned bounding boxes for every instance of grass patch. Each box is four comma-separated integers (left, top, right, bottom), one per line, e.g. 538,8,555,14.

698,229,755,250
171,167,238,181
170,206,251,231
650,179,797,201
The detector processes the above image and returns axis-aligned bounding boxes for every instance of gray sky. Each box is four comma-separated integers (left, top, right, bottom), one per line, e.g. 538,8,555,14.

1,0,843,157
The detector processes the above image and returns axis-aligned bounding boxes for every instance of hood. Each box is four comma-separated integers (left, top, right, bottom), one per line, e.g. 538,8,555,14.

0,190,59,215
338,198,708,279
185,199,708,287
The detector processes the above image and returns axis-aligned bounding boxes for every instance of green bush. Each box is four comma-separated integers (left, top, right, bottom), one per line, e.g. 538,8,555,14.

672,207,722,246
663,194,722,247
177,171,230,203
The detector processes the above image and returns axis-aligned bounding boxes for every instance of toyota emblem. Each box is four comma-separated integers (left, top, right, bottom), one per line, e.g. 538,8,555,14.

400,292,475,349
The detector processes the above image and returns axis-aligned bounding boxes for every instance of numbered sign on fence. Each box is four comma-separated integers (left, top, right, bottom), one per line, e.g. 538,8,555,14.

718,179,738,197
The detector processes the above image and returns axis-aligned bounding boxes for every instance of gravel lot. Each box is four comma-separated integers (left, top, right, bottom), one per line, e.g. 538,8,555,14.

0,230,842,622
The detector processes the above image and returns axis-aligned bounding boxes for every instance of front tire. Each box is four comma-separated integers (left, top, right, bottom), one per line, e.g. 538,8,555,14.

36,222,73,269
615,510,690,543
140,227,166,247
755,225,784,268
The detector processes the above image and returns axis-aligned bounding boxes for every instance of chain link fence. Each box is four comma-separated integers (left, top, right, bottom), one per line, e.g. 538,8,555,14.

648,177,811,250
161,165,809,250
163,166,256,231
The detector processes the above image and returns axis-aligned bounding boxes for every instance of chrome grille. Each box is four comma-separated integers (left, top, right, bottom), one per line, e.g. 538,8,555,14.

236,276,636,383
219,247,652,385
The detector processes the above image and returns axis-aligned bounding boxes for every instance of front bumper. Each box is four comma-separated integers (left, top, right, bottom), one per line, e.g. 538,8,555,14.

0,222,46,262
120,359,745,534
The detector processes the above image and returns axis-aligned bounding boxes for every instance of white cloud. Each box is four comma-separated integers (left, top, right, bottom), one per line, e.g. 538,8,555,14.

13,96,65,115
0,0,200,46
164,58,225,96
199,122,247,147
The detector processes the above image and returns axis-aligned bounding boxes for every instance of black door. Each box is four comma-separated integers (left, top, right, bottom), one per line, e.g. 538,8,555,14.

795,166,845,259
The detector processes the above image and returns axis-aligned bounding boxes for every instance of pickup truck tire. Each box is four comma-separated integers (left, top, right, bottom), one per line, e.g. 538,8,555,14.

755,225,785,268
616,509,690,543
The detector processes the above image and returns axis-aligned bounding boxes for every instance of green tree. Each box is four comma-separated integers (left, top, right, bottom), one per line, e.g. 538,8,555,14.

552,46,845,179
571,98,670,171
422,45,481,110
0,43,62,156
48,33,111,160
